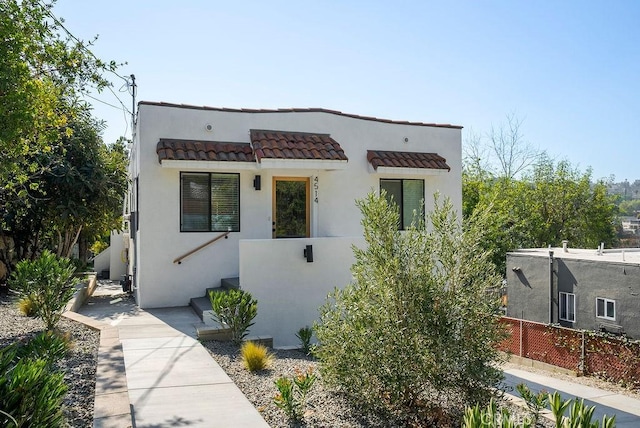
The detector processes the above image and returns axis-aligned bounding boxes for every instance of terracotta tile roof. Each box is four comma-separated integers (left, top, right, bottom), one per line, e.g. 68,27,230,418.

250,130,348,163
156,139,255,163
139,101,463,129
367,150,450,171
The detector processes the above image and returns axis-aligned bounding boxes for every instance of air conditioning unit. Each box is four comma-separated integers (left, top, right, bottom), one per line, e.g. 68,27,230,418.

598,322,624,335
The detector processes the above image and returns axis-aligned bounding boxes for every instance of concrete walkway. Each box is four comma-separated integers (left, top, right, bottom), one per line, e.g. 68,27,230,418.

503,367,640,427
78,281,269,428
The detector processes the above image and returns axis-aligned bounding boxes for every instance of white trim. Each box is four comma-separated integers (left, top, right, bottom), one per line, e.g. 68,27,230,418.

559,292,576,322
596,297,616,321
161,160,257,170
258,158,348,170
368,165,449,175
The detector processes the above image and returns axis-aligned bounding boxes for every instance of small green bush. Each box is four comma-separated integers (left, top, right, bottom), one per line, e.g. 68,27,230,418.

273,367,317,422
295,326,313,355
240,341,274,372
18,330,71,367
209,288,257,343
9,250,77,331
461,392,617,428
516,383,548,425
549,391,616,428
0,336,69,428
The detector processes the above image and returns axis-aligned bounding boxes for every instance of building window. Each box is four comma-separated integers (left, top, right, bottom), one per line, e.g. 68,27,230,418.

559,292,575,322
596,297,616,321
181,172,240,232
380,179,425,230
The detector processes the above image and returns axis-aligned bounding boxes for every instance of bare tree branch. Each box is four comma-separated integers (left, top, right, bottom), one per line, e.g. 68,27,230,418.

488,113,541,179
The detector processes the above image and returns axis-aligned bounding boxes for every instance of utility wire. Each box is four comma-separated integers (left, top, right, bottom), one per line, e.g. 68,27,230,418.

37,0,130,84
83,92,125,111
37,0,134,111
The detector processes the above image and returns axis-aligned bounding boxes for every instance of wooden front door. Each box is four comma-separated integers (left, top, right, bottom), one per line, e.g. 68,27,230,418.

272,177,310,238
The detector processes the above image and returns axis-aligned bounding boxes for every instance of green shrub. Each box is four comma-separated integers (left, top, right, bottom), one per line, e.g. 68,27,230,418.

0,338,68,427
18,330,71,367
462,392,617,428
549,391,615,428
209,288,257,343
273,367,316,422
516,383,548,426
295,326,313,355
9,250,77,331
240,341,273,372
462,399,522,428
315,192,507,425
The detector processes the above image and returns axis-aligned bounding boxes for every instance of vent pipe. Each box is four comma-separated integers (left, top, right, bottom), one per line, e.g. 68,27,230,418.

562,240,568,253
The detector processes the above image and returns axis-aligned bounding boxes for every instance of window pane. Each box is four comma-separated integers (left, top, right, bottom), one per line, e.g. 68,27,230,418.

402,179,424,228
606,301,615,319
182,173,209,231
568,294,575,321
380,180,401,226
211,173,240,232
596,298,604,317
560,293,567,320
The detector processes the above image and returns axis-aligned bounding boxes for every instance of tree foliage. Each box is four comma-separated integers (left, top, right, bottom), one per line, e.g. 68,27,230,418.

463,117,618,275
315,192,506,426
466,156,617,273
0,0,127,278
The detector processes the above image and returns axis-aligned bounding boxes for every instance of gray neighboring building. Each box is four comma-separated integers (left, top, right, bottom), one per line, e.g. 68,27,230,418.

506,246,640,338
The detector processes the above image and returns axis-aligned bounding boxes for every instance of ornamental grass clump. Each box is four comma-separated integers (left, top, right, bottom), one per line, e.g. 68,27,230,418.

315,192,508,426
240,341,274,372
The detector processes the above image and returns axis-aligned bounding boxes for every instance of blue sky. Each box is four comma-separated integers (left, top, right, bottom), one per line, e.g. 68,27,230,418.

54,1,639,181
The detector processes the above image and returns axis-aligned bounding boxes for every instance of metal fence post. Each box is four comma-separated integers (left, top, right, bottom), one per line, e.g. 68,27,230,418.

580,330,585,375
519,318,523,357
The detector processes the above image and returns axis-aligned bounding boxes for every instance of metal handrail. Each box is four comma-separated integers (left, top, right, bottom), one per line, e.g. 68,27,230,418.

173,230,230,264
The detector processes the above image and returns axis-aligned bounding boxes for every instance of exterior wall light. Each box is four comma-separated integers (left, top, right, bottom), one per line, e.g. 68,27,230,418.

304,245,313,263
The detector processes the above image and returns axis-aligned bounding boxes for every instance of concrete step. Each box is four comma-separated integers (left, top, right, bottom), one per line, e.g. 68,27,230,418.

189,296,211,320
221,277,240,290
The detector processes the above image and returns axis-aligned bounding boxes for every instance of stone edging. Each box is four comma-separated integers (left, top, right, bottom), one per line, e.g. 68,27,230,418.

63,279,133,428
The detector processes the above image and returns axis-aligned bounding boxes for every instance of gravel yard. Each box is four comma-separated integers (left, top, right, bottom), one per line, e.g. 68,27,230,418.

202,340,400,428
0,293,99,428
203,340,557,428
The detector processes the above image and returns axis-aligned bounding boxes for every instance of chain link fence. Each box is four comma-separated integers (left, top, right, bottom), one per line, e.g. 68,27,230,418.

499,316,640,389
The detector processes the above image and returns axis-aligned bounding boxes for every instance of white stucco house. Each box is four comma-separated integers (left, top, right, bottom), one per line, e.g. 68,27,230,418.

126,101,462,346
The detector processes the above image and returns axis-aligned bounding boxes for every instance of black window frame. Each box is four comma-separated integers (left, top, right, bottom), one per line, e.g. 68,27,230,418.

180,172,240,232
380,178,425,230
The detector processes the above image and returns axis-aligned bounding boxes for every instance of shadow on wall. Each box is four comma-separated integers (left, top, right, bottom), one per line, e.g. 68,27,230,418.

514,270,531,288
556,259,578,293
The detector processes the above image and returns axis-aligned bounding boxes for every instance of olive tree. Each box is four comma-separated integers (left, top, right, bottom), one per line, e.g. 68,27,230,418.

315,192,507,426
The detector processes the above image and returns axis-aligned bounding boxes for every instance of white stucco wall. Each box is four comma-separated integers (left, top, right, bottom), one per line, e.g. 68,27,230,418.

93,246,110,275
109,231,127,281
239,237,364,347
133,103,462,314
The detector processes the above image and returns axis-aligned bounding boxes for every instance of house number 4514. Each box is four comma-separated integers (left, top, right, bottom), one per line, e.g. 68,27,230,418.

314,176,319,203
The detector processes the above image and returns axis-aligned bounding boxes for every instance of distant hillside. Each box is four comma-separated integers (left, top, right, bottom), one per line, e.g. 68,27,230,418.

608,180,640,200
